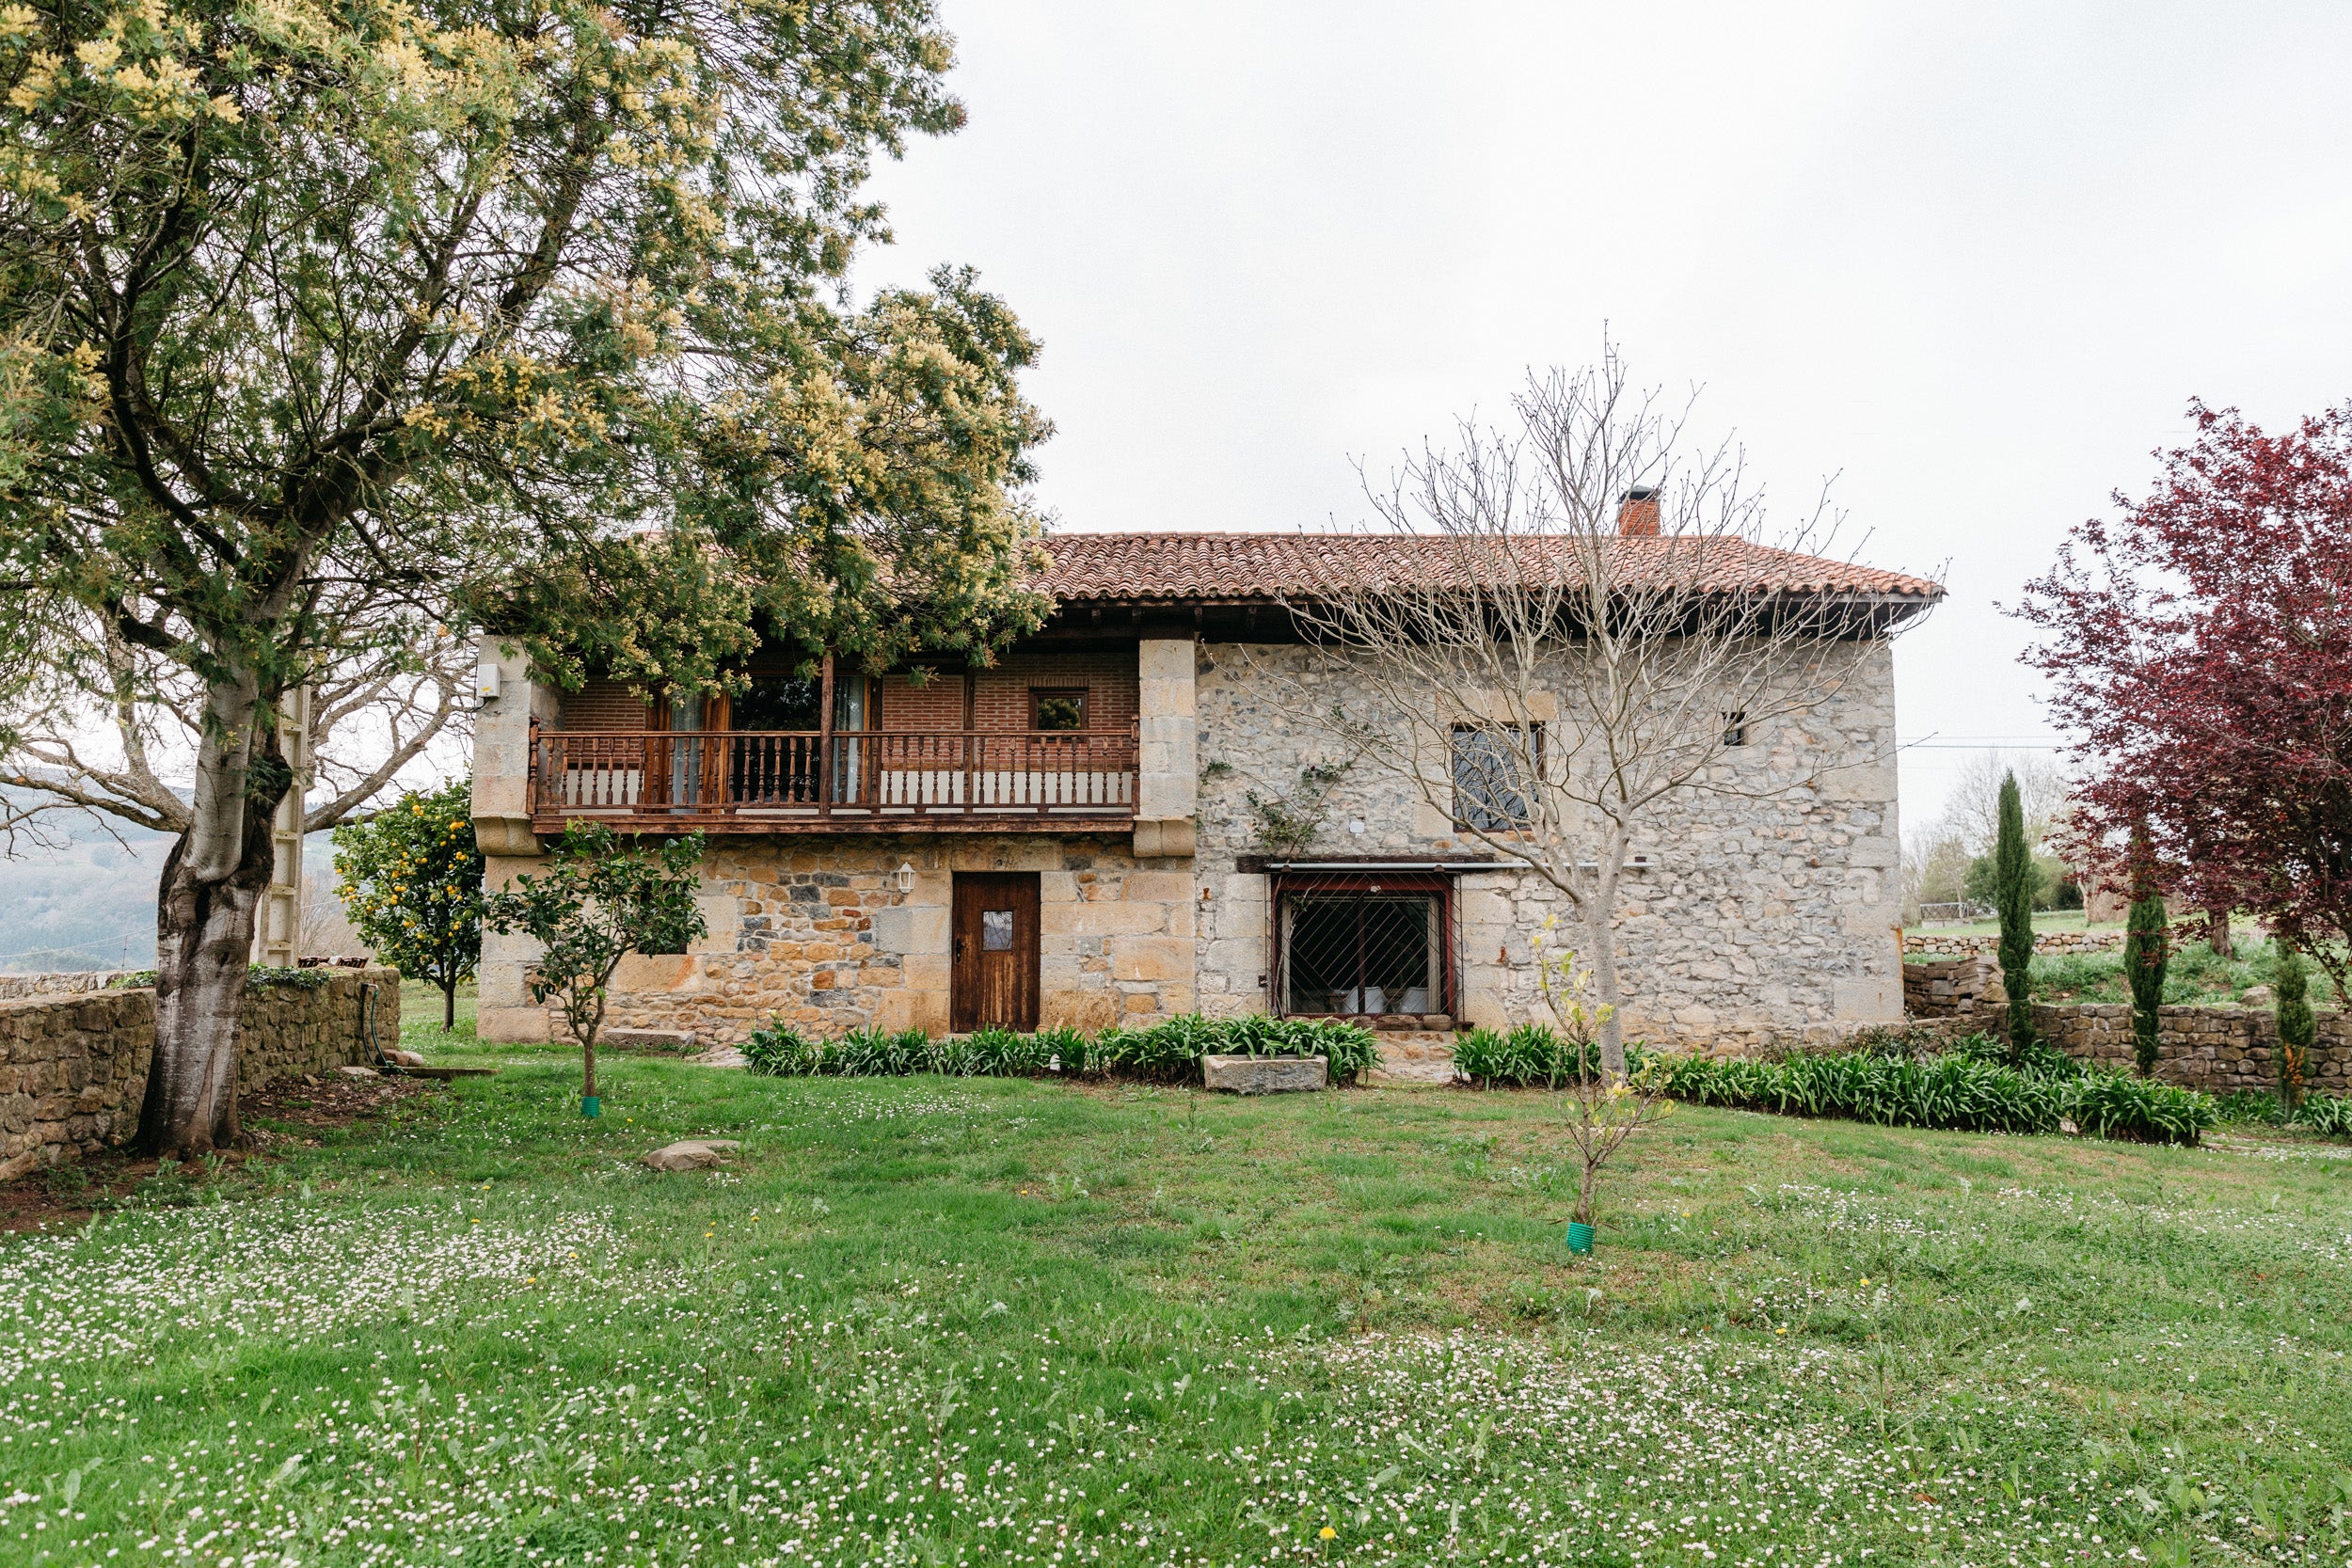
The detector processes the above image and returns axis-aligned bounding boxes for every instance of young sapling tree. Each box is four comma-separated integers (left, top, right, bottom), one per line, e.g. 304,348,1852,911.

1993,770,2038,1054
483,824,707,1111
2275,937,2314,1111
1536,927,1673,1236
2122,820,2169,1077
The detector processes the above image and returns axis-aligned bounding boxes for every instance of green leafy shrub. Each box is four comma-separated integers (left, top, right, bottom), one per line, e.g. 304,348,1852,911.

963,1027,1048,1076
741,1022,821,1077
1655,1045,2213,1146
1105,1015,1216,1080
738,1010,1378,1085
1031,1026,1090,1074
1292,1019,1380,1079
2292,1092,2352,1137
1452,1022,1616,1086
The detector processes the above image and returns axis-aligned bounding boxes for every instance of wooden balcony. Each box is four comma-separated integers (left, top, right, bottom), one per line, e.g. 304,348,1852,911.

526,727,1139,834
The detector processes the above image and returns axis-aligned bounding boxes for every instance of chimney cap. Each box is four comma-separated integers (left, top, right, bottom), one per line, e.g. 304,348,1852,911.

1615,486,1662,536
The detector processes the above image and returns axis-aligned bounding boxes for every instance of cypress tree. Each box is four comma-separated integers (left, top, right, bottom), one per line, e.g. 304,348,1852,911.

1994,770,2037,1054
2122,819,2169,1077
2276,937,2314,1112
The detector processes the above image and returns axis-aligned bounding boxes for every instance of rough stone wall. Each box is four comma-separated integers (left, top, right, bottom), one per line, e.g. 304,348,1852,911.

0,970,148,1003
1902,957,2345,1096
0,966,401,1180
1904,930,2125,958
1189,641,1907,1050
483,835,1196,1045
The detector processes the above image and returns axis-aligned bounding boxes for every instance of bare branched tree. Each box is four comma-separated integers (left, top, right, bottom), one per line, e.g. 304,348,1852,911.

0,608,469,865
1260,352,1939,1080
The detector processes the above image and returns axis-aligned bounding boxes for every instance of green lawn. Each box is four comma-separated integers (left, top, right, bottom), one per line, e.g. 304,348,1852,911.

6,1004,2352,1568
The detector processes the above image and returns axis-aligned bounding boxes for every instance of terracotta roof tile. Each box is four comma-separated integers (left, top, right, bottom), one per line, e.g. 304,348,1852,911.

1032,531,1943,604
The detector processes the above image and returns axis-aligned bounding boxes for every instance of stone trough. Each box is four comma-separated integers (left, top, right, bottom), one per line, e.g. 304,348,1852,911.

1201,1053,1327,1095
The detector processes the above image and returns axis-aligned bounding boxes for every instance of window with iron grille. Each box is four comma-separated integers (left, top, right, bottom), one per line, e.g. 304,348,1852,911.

1272,872,1454,1019
1452,724,1539,830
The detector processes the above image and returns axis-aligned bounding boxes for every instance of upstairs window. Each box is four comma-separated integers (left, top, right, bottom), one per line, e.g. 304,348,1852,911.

1723,711,1749,747
1032,689,1088,731
1452,724,1539,830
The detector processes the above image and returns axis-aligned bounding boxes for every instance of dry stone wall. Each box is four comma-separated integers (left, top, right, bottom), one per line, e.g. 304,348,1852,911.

1902,955,2343,1096
1189,641,1908,1051
1904,930,2125,958
0,970,149,1003
0,966,401,1180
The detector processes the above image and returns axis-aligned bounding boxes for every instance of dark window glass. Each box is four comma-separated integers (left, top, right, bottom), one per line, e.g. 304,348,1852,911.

1723,711,1749,747
733,676,822,731
1452,725,1537,830
982,909,1015,951
1032,689,1087,731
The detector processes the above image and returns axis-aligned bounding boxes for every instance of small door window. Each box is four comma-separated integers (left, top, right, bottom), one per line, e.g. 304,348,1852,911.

981,909,1015,951
1031,689,1087,731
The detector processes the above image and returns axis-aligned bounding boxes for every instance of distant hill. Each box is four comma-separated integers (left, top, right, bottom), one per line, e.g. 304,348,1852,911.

0,794,354,972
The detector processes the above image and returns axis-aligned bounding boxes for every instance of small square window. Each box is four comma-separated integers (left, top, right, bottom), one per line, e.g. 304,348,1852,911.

1032,689,1087,731
1452,724,1539,830
1723,711,1749,747
981,909,1015,951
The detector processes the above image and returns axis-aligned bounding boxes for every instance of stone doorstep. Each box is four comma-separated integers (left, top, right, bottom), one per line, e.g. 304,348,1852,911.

1201,1053,1327,1095
1365,1031,1460,1087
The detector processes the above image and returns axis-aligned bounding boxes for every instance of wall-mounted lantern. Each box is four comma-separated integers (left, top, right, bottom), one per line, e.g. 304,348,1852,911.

896,862,915,895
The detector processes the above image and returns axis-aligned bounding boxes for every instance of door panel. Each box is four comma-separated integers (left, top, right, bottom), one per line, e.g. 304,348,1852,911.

952,873,1040,1032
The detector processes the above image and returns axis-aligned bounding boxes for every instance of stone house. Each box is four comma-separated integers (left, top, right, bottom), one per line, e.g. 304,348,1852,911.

469,524,1939,1063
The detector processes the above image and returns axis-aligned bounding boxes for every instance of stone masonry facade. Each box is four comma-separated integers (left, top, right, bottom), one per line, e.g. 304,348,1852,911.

0,966,402,1180
1188,641,1906,1051
1903,956,2347,1096
476,632,1908,1054
484,836,1195,1044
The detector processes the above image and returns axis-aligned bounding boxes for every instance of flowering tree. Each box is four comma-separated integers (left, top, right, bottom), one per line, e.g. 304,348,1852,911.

0,0,1047,1155
332,780,485,1031
2019,403,2352,990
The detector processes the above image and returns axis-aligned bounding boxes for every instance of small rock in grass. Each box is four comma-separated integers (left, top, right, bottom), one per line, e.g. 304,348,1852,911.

643,1139,742,1172
385,1049,429,1068
2239,985,2275,1007
338,1066,378,1080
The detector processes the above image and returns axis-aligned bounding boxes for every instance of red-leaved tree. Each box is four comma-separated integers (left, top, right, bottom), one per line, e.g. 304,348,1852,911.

2017,402,2352,990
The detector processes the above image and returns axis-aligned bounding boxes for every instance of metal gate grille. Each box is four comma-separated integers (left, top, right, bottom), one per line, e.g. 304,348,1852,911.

1271,872,1455,1020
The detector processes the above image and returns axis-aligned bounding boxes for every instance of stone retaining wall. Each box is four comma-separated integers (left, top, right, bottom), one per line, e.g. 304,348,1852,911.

0,966,401,1180
0,969,148,1003
1904,930,2125,958
1902,955,2341,1096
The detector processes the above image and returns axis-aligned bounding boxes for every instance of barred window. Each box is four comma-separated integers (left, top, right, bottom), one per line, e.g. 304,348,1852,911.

1452,724,1539,830
1274,872,1454,1019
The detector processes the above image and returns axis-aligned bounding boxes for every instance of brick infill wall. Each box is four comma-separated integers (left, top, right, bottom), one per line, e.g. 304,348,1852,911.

1903,956,2343,1097
0,966,402,1180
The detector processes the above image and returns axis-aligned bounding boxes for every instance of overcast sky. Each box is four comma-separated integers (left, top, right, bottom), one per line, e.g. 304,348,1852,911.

850,0,2352,833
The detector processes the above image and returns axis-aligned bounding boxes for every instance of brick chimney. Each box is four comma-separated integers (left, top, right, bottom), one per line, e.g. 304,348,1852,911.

1616,486,1661,536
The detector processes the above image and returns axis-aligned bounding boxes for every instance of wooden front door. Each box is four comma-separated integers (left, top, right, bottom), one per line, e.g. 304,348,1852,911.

952,872,1040,1032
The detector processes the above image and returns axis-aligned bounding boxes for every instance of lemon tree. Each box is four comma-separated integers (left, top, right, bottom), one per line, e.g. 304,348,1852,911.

333,779,485,1030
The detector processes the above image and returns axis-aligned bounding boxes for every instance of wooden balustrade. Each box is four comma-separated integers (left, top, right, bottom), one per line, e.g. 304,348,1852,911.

527,728,1139,832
